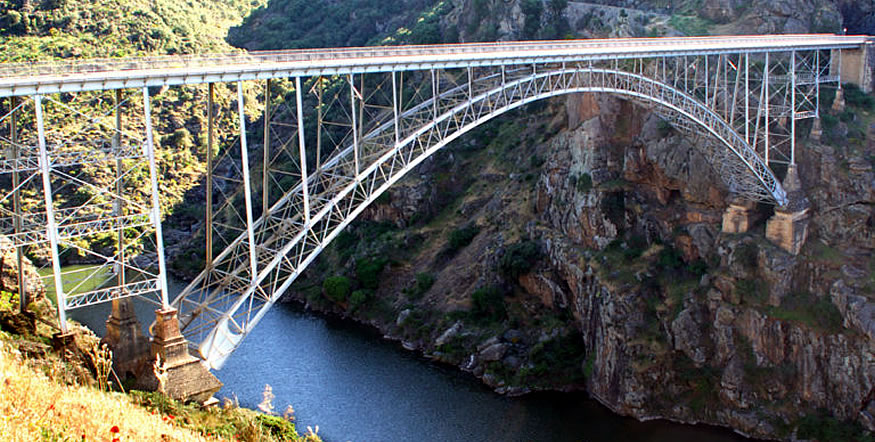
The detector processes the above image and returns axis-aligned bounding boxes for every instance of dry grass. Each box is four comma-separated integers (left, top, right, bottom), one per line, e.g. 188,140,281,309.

0,341,209,442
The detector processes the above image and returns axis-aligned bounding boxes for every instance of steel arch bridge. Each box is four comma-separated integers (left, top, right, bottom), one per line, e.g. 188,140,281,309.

0,35,868,369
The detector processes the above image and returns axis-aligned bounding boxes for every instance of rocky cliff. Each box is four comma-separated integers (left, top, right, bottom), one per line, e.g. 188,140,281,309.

198,0,875,439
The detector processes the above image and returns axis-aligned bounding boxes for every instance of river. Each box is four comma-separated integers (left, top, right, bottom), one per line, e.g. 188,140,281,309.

70,277,752,442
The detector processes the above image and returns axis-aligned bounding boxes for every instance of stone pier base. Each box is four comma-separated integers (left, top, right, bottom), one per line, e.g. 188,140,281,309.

810,118,822,142
721,200,759,234
101,297,150,379
765,164,810,255
51,331,77,355
766,208,810,255
136,307,222,403
833,88,846,112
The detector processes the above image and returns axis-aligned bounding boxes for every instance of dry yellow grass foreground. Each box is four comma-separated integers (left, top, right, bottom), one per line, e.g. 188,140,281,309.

0,341,208,442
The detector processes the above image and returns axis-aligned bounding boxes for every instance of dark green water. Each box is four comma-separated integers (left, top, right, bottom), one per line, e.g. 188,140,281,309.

72,279,752,442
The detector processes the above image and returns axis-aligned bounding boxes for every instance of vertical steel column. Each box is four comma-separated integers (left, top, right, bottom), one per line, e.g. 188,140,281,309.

705,55,710,104
729,54,741,126
142,87,170,308
10,97,26,312
316,78,323,175
790,50,796,165
815,51,821,116
724,55,731,117
263,79,271,216
683,56,688,93
35,95,68,332
206,83,214,270
113,90,126,287
468,67,474,105
236,81,258,281
295,77,311,225
431,69,438,121
745,53,750,144
501,65,507,103
764,52,770,164
349,74,360,176
358,75,364,161
392,71,400,147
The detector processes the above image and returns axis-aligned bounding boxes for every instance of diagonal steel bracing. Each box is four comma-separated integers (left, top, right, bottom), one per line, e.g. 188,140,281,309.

0,35,866,366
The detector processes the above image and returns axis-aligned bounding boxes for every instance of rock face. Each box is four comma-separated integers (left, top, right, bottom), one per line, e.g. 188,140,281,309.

518,73,873,437
0,235,46,306
235,0,875,439
283,73,874,438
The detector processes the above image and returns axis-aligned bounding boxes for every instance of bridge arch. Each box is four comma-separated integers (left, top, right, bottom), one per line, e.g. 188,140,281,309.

174,64,789,368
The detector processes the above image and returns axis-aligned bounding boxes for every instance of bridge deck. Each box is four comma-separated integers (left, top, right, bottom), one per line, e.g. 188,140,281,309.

0,34,869,97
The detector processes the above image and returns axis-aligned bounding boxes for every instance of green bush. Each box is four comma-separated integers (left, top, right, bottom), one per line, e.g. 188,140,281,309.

348,289,371,311
657,245,683,270
471,286,506,321
839,109,856,123
255,414,298,440
323,276,351,303
356,257,387,290
333,230,357,257
404,272,435,300
821,113,838,130
500,240,541,279
521,0,543,39
767,292,844,333
600,191,626,228
448,225,480,251
797,410,873,442
622,235,648,261
843,83,875,109
576,173,593,193
687,259,708,276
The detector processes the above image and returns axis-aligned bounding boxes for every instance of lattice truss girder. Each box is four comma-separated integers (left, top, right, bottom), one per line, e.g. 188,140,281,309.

0,89,169,330
166,46,841,368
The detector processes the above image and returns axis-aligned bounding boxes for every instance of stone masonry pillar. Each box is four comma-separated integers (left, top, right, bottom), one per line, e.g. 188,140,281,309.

136,307,222,403
101,296,150,379
721,199,759,234
810,118,822,142
766,165,810,255
833,87,846,112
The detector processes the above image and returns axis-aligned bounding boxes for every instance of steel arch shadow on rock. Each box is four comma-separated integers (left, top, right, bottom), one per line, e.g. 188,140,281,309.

172,66,788,369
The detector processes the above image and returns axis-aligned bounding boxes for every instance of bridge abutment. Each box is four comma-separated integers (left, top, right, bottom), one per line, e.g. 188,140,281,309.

135,307,222,403
834,43,875,93
765,165,810,255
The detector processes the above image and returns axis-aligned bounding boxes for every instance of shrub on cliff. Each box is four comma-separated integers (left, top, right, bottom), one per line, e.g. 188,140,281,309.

500,240,541,280
323,276,351,304
471,285,506,322
356,257,388,290
348,289,371,312
447,225,480,252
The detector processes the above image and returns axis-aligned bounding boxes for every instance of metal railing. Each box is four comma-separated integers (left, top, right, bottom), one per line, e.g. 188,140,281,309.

0,34,867,80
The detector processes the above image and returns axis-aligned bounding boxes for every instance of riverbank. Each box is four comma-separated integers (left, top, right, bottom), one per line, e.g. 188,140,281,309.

212,298,752,442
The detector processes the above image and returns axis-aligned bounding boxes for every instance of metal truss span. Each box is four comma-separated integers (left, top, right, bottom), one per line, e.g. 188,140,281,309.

2,34,865,366
174,63,798,368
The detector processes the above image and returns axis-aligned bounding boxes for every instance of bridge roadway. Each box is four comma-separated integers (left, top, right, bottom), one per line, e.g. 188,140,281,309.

0,34,869,97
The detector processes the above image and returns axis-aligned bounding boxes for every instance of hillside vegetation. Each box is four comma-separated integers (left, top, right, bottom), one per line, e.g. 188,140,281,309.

0,0,269,270
0,0,265,61
228,0,438,50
